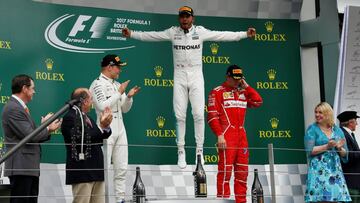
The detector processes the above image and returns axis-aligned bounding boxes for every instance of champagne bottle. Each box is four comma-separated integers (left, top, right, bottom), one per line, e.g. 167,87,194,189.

251,169,264,203
193,154,207,198
132,167,146,203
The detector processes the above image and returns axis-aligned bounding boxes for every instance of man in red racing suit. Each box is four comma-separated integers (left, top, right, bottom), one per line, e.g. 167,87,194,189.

207,65,262,203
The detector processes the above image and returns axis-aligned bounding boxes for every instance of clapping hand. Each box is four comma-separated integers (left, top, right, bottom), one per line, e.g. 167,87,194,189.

41,113,53,123
42,113,62,133
100,107,113,129
336,139,346,149
119,80,130,94
327,139,337,149
127,86,141,98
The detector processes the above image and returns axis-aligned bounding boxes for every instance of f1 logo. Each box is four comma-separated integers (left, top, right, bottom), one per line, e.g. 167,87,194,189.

68,15,110,38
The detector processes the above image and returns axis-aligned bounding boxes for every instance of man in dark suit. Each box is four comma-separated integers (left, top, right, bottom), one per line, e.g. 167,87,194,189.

337,111,360,203
1,74,61,203
61,88,112,203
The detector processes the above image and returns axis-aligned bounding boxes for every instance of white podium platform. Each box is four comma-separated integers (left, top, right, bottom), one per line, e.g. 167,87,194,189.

146,199,234,203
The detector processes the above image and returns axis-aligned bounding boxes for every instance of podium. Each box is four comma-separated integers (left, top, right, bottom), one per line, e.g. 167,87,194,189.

146,199,234,203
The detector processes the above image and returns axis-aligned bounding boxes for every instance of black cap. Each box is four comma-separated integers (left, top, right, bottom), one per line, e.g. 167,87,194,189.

179,6,194,16
101,54,127,67
337,111,360,122
226,65,244,80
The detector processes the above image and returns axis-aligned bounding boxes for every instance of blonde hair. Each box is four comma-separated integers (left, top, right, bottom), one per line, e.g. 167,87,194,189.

315,102,335,126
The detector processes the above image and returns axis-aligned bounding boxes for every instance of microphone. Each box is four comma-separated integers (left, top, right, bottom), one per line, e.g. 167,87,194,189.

66,99,81,107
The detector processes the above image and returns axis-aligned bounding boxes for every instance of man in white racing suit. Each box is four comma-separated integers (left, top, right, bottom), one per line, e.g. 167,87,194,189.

89,54,141,203
122,6,256,169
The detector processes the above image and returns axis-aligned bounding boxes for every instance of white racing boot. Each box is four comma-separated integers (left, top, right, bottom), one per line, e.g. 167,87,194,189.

177,148,187,169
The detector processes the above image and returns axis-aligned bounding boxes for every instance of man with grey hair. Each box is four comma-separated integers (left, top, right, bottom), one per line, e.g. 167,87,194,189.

61,88,113,203
337,111,360,203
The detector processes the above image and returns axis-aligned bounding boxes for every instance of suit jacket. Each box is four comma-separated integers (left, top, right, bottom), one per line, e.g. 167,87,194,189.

61,108,111,185
1,97,50,177
340,127,360,190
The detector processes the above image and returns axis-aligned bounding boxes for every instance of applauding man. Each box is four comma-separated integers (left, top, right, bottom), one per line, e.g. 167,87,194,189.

90,54,140,203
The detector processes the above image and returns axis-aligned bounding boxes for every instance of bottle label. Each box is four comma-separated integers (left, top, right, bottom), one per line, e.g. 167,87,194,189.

133,196,146,203
252,188,257,203
251,190,264,203
199,183,207,194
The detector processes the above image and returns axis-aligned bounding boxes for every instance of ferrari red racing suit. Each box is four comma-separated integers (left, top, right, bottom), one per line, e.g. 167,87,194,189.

207,82,262,203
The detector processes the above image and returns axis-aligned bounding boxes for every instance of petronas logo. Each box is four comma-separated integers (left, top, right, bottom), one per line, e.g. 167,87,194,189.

210,43,219,55
270,118,279,129
265,21,274,33
156,116,165,128
267,69,276,80
154,66,163,78
45,58,54,71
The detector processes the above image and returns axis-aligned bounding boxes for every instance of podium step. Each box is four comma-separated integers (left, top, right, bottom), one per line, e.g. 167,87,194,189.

146,198,234,202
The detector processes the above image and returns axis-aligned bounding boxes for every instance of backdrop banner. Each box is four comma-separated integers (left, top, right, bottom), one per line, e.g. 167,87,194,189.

0,0,305,165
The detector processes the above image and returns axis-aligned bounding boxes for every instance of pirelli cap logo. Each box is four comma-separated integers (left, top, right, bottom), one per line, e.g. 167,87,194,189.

154,66,163,77
156,116,165,128
210,43,219,55
233,69,242,74
265,21,274,33
270,117,279,129
45,58,54,71
267,69,276,80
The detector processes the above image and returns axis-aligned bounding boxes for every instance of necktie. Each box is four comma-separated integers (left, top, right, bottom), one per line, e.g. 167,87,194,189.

24,107,30,115
351,132,357,142
84,114,93,128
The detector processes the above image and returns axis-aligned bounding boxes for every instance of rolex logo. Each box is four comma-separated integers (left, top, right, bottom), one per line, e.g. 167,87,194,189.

156,116,165,128
270,118,279,129
265,21,274,33
154,66,163,78
45,58,54,71
210,43,219,55
267,69,276,80
0,83,2,92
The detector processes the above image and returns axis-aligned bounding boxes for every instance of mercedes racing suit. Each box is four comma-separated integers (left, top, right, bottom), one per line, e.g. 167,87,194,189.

207,82,262,203
90,73,133,202
131,25,248,150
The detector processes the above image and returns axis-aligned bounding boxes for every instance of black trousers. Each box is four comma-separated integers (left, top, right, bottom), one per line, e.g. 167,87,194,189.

9,175,39,203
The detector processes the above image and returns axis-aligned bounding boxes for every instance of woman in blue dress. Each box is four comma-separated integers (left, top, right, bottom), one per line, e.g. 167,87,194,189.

304,102,351,202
